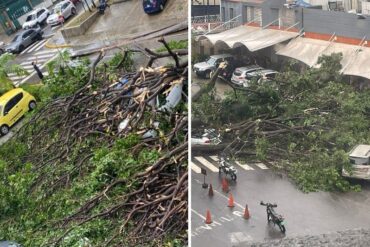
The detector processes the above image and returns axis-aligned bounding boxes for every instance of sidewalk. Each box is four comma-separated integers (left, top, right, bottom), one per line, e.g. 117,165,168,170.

45,0,187,49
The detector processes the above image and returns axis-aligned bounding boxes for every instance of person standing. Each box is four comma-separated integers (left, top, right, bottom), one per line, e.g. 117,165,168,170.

32,61,44,80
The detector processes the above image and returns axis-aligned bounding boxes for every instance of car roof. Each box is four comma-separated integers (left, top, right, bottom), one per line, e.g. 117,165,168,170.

349,144,370,158
248,69,278,76
27,8,46,15
0,88,24,105
55,0,69,7
234,65,263,72
210,54,232,59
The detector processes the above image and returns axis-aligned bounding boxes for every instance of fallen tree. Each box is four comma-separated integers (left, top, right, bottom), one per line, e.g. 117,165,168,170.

193,53,370,192
0,38,188,246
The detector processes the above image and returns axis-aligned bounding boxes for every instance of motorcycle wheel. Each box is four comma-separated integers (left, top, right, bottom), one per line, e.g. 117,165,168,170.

219,167,222,175
279,224,286,233
267,213,272,222
231,174,237,181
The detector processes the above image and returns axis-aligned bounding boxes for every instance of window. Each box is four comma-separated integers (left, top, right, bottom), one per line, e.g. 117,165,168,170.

230,8,234,20
37,9,45,17
13,93,23,105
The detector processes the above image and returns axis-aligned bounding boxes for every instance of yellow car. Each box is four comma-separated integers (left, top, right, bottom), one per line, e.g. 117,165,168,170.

0,88,36,135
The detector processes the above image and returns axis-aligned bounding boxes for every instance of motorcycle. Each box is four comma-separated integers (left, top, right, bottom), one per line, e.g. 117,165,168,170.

260,201,286,233
98,0,108,14
219,156,237,180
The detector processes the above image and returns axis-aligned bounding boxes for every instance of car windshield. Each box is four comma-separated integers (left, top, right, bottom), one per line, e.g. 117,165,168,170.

206,57,217,65
11,35,21,42
26,14,36,22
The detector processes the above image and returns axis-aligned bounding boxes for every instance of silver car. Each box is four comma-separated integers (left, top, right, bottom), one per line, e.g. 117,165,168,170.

242,69,279,87
47,0,77,26
231,65,263,86
5,28,43,54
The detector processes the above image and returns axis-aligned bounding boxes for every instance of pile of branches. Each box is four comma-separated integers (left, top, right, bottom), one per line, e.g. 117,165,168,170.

16,38,188,246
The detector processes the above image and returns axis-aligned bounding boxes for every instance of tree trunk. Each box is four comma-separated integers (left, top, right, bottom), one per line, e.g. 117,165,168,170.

192,62,226,102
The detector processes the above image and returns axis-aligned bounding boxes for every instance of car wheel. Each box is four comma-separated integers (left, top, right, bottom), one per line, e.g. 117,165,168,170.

18,45,24,53
205,70,211,79
0,125,9,136
29,101,37,111
37,34,43,40
71,8,76,15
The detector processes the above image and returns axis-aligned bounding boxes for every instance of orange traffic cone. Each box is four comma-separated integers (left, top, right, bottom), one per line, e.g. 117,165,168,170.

228,193,235,208
222,178,229,192
208,183,214,197
205,209,212,224
243,204,250,219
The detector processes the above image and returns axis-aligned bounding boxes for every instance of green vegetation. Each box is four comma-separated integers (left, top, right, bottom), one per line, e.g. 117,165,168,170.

193,53,370,192
156,40,188,52
0,53,28,95
0,48,188,246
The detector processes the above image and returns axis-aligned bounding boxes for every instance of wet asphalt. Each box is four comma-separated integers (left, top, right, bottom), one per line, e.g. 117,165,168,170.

190,156,370,247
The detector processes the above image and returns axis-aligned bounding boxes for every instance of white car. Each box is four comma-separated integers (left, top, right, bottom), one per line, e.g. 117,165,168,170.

22,8,50,29
47,0,77,26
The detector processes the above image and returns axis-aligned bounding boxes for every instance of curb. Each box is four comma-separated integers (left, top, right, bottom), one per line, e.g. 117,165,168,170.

45,38,72,49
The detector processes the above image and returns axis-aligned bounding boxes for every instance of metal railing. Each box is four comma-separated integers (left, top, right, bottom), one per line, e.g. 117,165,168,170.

204,14,242,35
191,15,221,24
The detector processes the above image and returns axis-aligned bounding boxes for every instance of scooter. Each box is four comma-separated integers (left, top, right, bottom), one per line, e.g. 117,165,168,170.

98,0,108,14
260,201,286,233
219,156,237,180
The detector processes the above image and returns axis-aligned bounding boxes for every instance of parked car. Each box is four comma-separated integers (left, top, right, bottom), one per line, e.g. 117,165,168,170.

242,69,278,87
193,54,234,78
22,8,50,29
0,88,36,135
143,0,167,14
231,65,264,86
342,144,370,180
191,129,221,146
47,0,77,26
0,241,21,247
5,28,43,53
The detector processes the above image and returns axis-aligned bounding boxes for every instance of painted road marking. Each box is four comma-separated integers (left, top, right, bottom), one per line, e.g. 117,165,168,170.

209,155,219,161
28,39,48,53
191,209,206,220
25,54,55,61
35,49,59,55
229,232,253,245
235,161,255,171
191,208,246,238
191,162,201,174
16,52,59,86
20,41,39,54
255,163,269,169
213,189,244,209
194,156,219,172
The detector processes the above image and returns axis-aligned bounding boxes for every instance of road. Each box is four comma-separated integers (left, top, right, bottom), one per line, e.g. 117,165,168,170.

191,154,370,246
7,2,85,86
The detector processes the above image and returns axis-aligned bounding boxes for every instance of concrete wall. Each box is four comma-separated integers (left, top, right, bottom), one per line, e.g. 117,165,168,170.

61,11,99,39
220,1,242,24
261,0,286,26
299,8,370,40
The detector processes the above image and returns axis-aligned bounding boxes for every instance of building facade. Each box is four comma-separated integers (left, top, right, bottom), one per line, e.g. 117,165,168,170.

0,0,44,35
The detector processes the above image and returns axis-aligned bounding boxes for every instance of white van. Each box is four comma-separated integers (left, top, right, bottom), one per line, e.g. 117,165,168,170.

342,144,370,180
